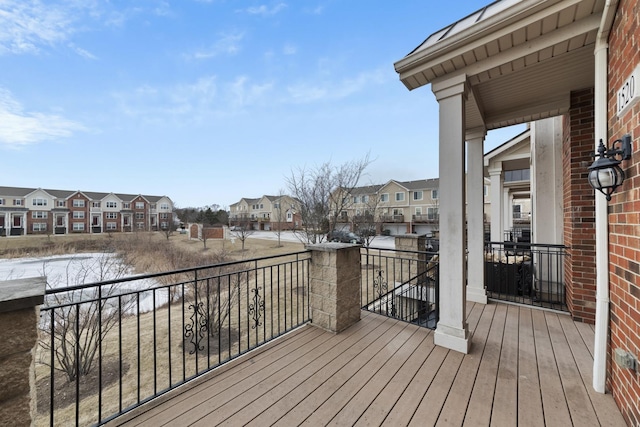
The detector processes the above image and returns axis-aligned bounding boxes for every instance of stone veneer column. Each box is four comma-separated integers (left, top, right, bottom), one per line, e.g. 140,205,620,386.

394,234,428,281
306,243,361,333
0,277,46,426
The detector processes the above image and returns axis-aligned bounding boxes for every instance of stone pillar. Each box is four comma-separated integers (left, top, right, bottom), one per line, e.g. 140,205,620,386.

0,277,46,427
394,234,428,282
307,243,361,333
467,128,488,304
431,74,470,354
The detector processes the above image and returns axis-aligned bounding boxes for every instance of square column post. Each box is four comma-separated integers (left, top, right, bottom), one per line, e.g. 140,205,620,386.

432,75,470,354
489,166,504,242
466,128,488,304
306,243,361,333
0,277,46,426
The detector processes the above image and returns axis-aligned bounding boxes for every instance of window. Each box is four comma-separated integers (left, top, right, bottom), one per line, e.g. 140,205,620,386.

160,222,168,229
260,204,264,209
14,199,22,206
32,223,46,232
135,202,144,209
32,211,48,219
150,204,156,209
72,223,85,231
57,200,66,207
123,202,130,209
274,202,280,209
362,195,369,203
395,192,405,202
136,222,145,229
353,196,359,204
160,203,169,210
135,212,144,219
427,207,439,220
513,205,522,219
92,202,101,208
106,201,117,208
73,211,85,219
33,198,47,206
393,208,403,215
286,212,292,220
106,212,117,219
0,199,4,205
160,213,168,219
73,199,85,207
106,222,117,230
413,191,423,201
380,194,389,202
504,168,530,182
484,185,488,197
431,189,439,200
415,207,422,215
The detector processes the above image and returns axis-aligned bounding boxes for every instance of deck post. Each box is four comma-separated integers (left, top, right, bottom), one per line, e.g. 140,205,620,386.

432,74,471,354
306,243,361,333
0,277,46,426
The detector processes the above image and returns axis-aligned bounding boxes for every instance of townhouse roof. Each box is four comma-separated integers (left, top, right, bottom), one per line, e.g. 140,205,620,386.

349,184,384,195
0,186,170,204
392,178,440,191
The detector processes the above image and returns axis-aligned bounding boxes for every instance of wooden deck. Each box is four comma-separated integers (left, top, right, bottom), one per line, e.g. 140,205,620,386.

110,302,626,426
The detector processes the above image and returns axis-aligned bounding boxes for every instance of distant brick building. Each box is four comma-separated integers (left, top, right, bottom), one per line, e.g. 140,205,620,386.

0,186,174,235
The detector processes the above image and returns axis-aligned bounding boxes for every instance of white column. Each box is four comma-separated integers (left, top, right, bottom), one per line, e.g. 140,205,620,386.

504,189,512,234
467,128,488,304
489,167,503,242
432,74,470,354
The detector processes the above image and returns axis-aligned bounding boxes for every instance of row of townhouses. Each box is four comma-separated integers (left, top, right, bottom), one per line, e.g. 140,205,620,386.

229,195,302,231
0,186,174,236
228,176,525,237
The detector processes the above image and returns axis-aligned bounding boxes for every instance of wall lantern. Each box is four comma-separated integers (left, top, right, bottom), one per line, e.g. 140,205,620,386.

587,134,633,201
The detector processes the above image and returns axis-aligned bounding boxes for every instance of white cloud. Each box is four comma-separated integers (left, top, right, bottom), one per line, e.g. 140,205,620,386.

286,67,390,103
185,32,244,60
112,75,276,124
0,88,85,147
282,43,296,55
0,0,75,55
243,3,287,16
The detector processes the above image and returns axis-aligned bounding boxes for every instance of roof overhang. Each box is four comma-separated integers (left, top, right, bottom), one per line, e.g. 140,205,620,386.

394,0,605,131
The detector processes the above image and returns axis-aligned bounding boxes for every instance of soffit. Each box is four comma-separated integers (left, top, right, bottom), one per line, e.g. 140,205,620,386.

394,0,605,130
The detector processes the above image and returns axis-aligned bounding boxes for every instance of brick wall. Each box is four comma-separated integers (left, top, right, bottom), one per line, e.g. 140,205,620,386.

606,0,640,424
562,87,597,324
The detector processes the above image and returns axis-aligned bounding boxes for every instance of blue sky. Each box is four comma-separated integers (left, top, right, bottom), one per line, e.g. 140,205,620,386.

0,0,525,208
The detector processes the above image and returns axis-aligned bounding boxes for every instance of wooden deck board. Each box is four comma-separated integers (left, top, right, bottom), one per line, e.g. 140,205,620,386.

110,302,626,427
463,303,505,427
517,307,544,427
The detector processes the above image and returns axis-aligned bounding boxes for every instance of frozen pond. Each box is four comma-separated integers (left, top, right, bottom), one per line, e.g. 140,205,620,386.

0,253,166,312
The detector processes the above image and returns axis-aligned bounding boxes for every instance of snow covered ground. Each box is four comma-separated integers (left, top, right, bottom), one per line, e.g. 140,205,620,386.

246,230,396,249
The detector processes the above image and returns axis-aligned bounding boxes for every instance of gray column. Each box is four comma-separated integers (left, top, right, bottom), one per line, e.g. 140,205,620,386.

466,128,487,304
489,167,503,242
431,74,470,354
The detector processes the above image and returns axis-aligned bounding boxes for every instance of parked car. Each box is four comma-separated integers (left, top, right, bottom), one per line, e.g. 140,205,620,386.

327,230,363,244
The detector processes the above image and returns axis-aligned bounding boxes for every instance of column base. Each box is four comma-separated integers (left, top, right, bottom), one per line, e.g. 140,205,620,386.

434,324,471,354
466,285,488,304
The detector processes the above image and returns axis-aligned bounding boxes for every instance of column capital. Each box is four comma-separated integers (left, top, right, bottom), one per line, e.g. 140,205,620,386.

466,127,487,142
432,73,468,101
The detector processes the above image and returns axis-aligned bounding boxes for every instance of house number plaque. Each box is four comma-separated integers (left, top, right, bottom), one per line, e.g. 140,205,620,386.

617,64,640,118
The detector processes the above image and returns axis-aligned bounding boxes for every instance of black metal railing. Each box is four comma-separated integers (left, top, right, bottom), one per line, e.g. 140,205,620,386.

484,241,568,311
360,247,439,329
37,251,311,426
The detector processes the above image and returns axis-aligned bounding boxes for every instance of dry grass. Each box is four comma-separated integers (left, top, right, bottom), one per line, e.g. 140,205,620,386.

26,231,307,426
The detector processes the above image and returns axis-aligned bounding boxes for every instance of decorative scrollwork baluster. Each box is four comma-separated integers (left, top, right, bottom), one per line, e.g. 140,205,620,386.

184,302,208,354
373,269,387,300
249,287,265,329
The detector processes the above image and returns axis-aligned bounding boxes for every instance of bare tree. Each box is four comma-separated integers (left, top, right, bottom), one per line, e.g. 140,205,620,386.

38,253,135,382
350,185,384,247
271,191,288,248
286,155,371,244
230,217,255,254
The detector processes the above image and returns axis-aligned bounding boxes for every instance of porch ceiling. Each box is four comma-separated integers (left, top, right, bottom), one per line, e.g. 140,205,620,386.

394,0,605,130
